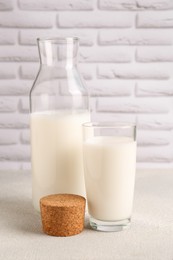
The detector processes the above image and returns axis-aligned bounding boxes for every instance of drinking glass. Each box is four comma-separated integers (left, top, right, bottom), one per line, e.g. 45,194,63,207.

83,122,136,232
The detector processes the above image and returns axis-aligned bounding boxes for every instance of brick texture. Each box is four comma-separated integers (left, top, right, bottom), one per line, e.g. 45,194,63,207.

0,145,30,161
19,30,96,46
0,46,39,62
136,47,173,62
99,29,173,45
0,29,17,45
99,0,173,10
0,97,18,112
79,47,133,63
137,130,170,146
0,1,173,169
97,98,169,113
137,12,173,28
0,130,19,145
0,81,31,95
0,68,16,79
0,0,13,11
136,81,173,96
137,148,173,163
19,97,29,113
19,64,39,80
136,0,173,10
21,130,30,144
0,114,29,129
86,80,134,96
19,0,94,11
0,12,53,28
137,115,173,130
58,12,134,28
98,64,169,79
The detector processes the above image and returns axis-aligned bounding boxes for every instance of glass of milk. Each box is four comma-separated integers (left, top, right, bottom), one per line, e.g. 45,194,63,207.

83,122,137,232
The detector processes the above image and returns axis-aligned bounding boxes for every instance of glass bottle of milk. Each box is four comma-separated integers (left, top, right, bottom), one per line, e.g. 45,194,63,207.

30,37,89,211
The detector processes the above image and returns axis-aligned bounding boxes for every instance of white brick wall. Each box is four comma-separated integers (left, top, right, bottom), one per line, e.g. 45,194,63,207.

0,0,173,170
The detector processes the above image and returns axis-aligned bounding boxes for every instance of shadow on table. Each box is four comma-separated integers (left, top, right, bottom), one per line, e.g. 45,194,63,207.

0,196,43,236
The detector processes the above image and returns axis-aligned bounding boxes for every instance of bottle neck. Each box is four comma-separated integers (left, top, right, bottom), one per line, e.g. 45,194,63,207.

37,38,78,68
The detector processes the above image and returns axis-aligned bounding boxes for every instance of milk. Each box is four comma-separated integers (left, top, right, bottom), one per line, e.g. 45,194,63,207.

83,136,136,221
30,111,89,211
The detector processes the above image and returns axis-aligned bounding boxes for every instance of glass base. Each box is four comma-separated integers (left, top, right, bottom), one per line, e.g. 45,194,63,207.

90,217,131,232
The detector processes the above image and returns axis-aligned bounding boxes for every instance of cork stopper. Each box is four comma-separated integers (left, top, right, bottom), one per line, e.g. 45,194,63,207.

40,194,86,237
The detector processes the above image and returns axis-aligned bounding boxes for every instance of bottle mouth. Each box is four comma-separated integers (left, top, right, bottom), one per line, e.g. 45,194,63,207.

37,37,79,44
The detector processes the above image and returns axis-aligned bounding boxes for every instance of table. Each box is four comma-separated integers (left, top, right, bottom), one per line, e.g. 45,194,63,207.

0,170,173,260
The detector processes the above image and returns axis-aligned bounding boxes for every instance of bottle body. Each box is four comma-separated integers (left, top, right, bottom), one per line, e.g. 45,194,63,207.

30,38,89,211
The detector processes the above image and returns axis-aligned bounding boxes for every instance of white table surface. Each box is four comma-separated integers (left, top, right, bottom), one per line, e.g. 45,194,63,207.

0,170,173,260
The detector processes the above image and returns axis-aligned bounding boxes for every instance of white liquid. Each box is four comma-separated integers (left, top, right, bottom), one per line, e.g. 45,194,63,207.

31,111,89,211
83,136,136,221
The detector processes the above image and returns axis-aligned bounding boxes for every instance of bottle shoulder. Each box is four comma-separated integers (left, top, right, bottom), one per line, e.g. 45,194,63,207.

30,66,87,96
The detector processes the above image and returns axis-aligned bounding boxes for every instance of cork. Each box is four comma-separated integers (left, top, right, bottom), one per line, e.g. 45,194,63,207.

40,194,86,237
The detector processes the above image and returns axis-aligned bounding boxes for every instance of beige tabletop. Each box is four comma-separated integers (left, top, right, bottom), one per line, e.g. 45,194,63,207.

0,170,173,260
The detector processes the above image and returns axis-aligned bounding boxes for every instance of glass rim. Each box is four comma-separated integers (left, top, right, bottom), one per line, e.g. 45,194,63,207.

37,37,79,44
82,122,136,129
